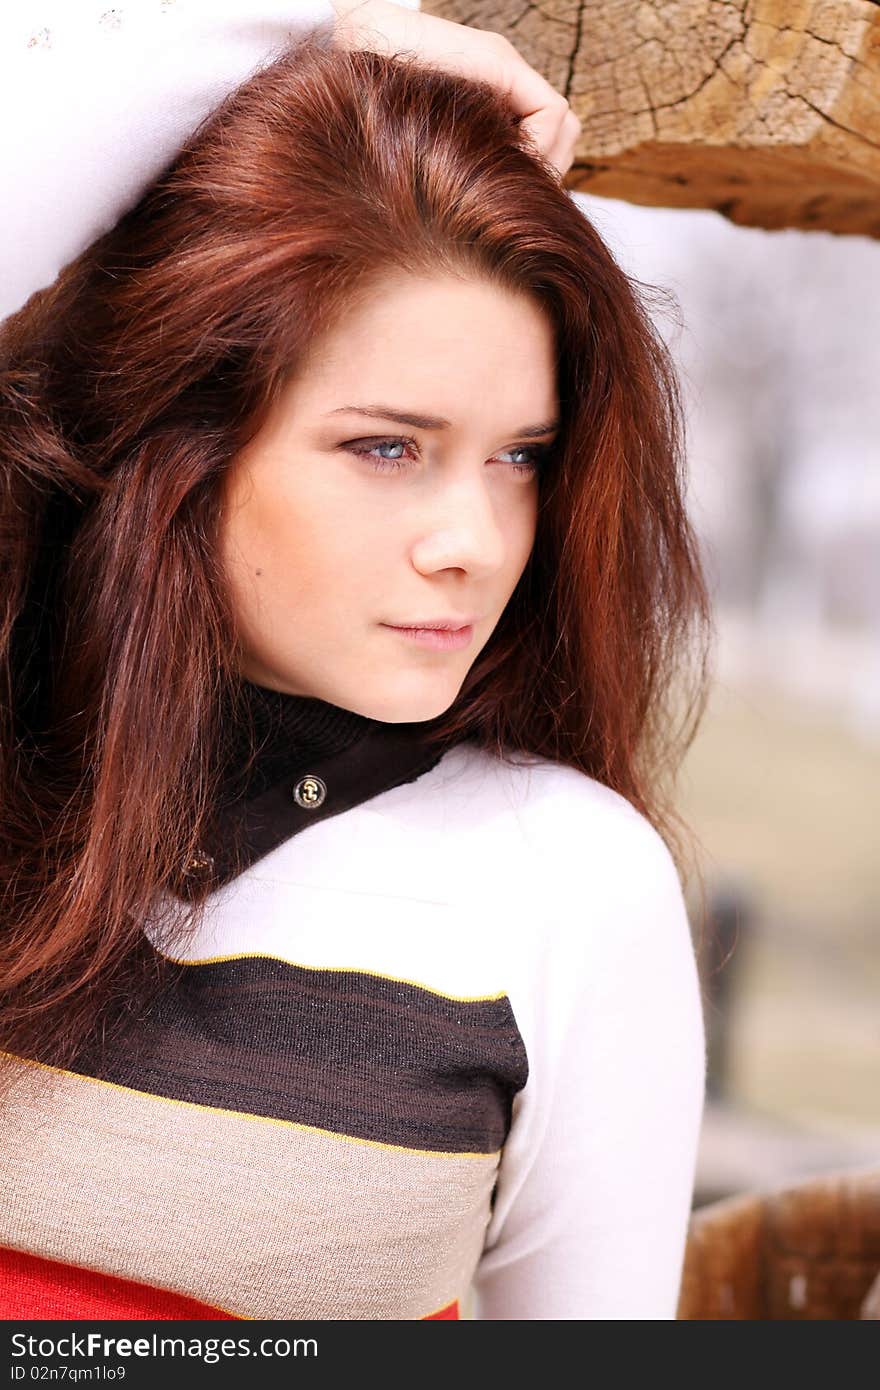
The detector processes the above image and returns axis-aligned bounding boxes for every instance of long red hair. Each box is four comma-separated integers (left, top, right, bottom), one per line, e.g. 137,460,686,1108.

0,34,711,1085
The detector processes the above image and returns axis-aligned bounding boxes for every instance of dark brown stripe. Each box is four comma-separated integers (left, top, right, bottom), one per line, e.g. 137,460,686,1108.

46,953,528,1153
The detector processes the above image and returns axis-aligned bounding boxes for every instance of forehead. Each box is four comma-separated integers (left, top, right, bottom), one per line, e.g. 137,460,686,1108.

290,271,559,422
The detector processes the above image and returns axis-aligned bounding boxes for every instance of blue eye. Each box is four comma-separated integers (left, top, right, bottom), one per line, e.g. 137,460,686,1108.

347,437,414,472
345,436,550,477
502,445,548,474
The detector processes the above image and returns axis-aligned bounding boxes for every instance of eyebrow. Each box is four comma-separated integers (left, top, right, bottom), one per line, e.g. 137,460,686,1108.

325,404,560,439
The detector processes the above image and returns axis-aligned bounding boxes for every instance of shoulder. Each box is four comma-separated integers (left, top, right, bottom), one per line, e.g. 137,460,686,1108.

363,741,688,979
401,741,690,985
423,741,679,898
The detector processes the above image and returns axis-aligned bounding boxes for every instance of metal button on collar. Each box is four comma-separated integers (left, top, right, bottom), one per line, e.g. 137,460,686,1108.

183,848,215,877
293,774,327,809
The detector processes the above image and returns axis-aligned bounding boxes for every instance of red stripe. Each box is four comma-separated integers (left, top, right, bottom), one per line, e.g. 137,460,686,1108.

0,1247,237,1320
1,1247,461,1320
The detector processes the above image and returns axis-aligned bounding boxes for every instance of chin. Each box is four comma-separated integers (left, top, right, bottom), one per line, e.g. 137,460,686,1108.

354,682,462,726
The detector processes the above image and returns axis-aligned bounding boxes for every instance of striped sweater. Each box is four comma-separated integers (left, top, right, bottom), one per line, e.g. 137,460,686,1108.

0,683,706,1319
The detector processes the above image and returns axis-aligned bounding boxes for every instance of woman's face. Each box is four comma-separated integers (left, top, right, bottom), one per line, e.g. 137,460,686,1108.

218,270,559,723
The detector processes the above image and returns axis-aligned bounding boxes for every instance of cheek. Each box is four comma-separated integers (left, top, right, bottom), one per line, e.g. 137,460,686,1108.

510,496,539,569
220,462,303,568
220,478,373,616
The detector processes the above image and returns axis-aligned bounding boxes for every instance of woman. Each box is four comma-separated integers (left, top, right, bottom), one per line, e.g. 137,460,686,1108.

0,1,711,1320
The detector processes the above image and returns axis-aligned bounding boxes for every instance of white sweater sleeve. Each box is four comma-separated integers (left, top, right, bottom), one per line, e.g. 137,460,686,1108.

0,0,421,323
472,796,708,1320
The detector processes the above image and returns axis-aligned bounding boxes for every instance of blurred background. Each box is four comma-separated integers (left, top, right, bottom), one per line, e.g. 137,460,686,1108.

575,192,880,1207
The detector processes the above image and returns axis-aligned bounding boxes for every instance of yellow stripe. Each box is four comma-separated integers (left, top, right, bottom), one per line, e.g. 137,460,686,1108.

422,1295,460,1320
0,1050,503,1162
207,1298,252,1320
147,940,509,1004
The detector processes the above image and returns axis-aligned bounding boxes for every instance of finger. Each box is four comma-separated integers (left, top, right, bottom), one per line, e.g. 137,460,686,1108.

519,103,580,178
400,24,572,150
482,32,570,128
536,106,582,180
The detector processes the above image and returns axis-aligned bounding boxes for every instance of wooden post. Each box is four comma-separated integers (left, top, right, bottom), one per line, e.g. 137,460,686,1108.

677,1166,880,1318
427,1,880,236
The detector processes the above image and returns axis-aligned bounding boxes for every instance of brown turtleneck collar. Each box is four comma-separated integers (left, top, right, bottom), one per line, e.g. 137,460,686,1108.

174,680,464,898
219,681,383,804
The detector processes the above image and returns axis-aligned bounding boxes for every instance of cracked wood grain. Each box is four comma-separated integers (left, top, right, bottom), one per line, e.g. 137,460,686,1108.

426,1,880,236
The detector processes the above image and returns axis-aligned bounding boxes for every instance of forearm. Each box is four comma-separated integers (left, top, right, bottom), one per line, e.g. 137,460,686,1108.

0,1,341,322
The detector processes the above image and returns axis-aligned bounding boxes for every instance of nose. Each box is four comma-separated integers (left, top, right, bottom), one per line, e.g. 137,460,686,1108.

409,469,512,578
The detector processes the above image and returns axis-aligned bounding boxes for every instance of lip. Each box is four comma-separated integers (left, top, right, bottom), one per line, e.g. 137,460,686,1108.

382,623,476,651
384,617,481,631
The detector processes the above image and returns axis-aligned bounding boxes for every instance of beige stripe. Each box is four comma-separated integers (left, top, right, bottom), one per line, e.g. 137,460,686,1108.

0,1056,497,1319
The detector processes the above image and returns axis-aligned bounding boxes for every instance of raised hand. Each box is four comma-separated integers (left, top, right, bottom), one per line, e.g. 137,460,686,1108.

330,0,582,180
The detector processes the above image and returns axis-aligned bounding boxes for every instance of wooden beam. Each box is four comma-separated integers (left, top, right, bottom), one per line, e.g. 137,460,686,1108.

427,1,880,236
678,1164,880,1318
